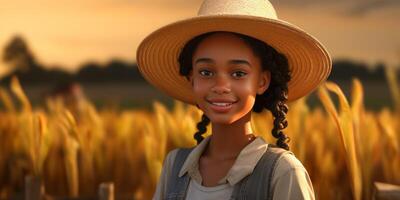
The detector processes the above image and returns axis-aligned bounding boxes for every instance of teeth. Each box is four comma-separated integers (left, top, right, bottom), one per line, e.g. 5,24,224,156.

211,102,232,107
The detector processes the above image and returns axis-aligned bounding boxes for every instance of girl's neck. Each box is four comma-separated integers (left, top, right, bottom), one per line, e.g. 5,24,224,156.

205,112,255,160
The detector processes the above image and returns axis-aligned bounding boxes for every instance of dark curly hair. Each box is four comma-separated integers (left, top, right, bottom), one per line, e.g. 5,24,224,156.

178,31,291,150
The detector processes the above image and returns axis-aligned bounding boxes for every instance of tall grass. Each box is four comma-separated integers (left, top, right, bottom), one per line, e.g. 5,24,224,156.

0,75,399,199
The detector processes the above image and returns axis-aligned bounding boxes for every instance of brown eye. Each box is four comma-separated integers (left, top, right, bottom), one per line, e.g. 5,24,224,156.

232,71,247,78
199,70,213,77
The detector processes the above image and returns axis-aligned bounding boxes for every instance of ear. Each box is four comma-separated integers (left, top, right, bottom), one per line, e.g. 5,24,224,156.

257,70,271,95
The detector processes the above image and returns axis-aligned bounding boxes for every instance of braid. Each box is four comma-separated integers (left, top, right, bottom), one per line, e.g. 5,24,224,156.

270,89,291,150
194,114,210,144
178,31,292,149
250,39,291,150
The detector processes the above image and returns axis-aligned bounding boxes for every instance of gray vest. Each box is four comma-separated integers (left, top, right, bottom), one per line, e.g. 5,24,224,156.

165,144,293,200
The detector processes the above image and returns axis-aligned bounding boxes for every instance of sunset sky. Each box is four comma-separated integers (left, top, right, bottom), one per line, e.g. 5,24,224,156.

0,0,399,77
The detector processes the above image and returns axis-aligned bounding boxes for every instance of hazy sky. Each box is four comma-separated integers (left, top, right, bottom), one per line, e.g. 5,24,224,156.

0,0,399,76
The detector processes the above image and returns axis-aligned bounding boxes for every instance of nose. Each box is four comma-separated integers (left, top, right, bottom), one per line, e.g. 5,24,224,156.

211,74,231,94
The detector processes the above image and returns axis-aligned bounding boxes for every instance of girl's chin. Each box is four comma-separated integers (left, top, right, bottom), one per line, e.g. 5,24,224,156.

207,115,240,125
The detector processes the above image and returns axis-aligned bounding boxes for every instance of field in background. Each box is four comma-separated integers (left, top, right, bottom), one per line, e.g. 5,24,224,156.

0,79,393,111
0,75,399,200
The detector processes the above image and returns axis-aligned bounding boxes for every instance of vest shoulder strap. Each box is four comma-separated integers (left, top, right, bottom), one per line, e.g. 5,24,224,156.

230,144,293,200
166,148,194,200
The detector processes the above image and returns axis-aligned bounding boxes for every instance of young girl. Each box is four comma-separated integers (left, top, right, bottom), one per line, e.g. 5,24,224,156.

137,0,331,199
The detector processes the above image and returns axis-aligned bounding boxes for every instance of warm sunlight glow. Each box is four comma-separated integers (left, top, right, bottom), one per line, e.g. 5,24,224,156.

0,0,399,77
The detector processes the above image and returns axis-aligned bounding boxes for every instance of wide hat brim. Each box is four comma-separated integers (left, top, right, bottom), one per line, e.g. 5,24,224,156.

137,15,332,105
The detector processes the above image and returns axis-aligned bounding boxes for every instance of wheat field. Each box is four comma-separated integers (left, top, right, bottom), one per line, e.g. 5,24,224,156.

0,75,399,200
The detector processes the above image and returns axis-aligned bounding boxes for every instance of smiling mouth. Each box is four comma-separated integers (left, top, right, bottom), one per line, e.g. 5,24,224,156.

206,100,237,113
210,102,234,107
206,99,238,107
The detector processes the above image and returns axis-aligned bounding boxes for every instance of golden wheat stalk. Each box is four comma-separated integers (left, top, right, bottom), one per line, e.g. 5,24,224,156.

8,76,39,177
0,87,16,113
32,112,45,176
318,81,362,200
57,110,80,197
384,66,400,111
10,76,31,113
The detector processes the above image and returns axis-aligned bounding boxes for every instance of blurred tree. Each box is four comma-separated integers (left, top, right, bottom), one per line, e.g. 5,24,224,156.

2,35,40,73
329,59,387,81
75,60,144,82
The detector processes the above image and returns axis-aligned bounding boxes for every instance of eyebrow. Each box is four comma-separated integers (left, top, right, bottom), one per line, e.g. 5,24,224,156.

194,58,251,67
229,59,251,67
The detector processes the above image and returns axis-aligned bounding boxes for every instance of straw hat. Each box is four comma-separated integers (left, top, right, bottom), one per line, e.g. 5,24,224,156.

136,0,332,104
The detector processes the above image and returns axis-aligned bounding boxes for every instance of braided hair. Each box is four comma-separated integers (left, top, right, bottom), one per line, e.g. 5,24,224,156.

178,31,291,150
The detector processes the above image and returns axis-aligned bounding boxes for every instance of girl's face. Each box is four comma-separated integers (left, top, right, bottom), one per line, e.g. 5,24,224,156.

189,32,271,125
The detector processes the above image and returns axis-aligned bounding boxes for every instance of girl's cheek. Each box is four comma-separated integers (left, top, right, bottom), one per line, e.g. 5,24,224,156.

233,80,254,92
192,79,209,93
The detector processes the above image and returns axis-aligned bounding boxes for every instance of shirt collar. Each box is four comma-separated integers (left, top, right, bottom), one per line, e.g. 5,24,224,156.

178,135,269,186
